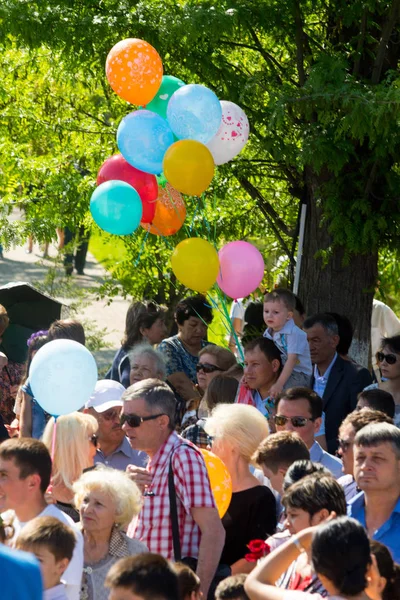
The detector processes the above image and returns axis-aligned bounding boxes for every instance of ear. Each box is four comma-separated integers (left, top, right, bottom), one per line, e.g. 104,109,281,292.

56,557,70,577
27,473,42,492
139,326,147,336
313,417,322,434
159,414,171,431
271,359,281,373
287,310,294,320
312,508,329,524
331,334,340,349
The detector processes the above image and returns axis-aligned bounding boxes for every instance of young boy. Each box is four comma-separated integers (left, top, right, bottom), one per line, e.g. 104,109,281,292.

263,288,312,396
15,516,76,600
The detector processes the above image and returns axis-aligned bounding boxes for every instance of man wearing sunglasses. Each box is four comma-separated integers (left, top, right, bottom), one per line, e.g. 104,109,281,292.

84,380,147,471
274,387,343,479
122,378,225,599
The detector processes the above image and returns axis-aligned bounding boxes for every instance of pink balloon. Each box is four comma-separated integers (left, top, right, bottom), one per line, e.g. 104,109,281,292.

217,241,264,299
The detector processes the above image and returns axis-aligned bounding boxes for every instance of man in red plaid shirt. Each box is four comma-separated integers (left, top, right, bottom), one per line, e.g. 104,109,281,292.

122,378,225,597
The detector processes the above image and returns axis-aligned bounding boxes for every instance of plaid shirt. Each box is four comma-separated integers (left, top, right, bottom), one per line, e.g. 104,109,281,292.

128,431,215,559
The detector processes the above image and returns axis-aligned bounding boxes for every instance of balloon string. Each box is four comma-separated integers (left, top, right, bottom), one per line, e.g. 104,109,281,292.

134,230,150,266
215,287,245,364
51,416,58,461
189,201,199,234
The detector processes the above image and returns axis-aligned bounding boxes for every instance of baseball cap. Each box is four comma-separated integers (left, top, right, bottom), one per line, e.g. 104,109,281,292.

85,380,125,413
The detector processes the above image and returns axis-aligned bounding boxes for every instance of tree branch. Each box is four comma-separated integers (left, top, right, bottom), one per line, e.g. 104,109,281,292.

371,0,400,84
293,0,306,86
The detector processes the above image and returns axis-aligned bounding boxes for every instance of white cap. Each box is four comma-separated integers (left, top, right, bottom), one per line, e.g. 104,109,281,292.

85,380,125,413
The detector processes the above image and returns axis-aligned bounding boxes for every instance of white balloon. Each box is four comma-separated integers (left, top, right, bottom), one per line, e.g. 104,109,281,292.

206,101,250,165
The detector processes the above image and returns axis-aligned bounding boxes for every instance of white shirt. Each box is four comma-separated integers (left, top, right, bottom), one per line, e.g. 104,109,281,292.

44,584,68,600
309,441,343,479
12,505,83,600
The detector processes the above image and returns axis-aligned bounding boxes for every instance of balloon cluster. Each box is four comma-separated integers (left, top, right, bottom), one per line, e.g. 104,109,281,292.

90,38,250,239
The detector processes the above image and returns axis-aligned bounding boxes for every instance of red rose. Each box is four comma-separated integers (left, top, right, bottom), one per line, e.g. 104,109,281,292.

247,539,267,553
244,553,258,562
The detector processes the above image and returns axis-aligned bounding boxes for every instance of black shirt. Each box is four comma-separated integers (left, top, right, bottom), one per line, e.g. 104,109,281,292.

220,485,277,566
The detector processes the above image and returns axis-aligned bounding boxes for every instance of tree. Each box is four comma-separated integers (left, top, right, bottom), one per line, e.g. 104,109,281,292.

2,0,400,362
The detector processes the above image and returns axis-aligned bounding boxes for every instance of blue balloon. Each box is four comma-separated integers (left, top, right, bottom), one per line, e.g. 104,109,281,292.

30,340,98,417
117,109,174,174
167,84,222,144
90,180,143,236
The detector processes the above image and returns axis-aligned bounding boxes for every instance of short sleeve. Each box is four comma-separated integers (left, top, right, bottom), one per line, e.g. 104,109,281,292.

286,327,308,355
158,340,185,377
173,446,216,512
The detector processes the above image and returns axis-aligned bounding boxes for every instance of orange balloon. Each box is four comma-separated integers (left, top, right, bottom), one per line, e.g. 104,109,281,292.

163,140,215,196
106,39,163,106
201,449,232,518
141,183,186,236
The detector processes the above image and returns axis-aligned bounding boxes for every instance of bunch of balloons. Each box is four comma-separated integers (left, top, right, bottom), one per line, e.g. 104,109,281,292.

90,38,250,238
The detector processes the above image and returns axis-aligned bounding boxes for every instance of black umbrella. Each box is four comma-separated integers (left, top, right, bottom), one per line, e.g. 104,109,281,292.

0,281,65,363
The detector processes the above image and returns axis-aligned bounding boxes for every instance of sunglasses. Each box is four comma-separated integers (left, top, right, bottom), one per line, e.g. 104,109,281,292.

274,415,315,428
377,352,397,365
89,434,98,447
338,438,352,452
120,413,165,428
100,409,121,421
196,363,223,374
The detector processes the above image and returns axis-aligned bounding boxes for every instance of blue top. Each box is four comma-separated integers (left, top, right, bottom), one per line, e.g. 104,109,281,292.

22,377,49,439
263,318,312,376
158,335,209,383
105,346,131,388
348,492,400,562
94,436,148,471
0,545,42,599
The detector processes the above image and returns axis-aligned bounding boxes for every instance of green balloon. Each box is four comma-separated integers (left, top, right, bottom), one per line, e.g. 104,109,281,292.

147,75,185,119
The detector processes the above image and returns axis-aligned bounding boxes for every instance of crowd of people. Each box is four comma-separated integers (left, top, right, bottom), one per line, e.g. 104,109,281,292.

0,287,400,600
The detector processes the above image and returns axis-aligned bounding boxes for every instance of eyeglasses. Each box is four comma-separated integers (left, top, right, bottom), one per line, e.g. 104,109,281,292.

274,415,315,428
100,409,121,421
338,438,352,452
89,434,98,447
120,413,165,428
196,363,223,374
377,352,397,365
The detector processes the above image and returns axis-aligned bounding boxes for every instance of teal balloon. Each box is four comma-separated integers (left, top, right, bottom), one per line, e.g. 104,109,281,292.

90,180,143,236
147,75,186,119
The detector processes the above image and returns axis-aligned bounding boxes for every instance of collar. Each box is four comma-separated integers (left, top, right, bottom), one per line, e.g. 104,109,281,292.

314,352,338,380
148,431,181,471
350,491,400,515
97,436,133,459
108,526,131,558
310,440,323,460
268,318,295,337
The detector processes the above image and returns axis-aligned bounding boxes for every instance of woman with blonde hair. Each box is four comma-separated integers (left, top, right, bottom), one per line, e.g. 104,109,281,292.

42,411,98,521
205,404,276,574
73,467,148,600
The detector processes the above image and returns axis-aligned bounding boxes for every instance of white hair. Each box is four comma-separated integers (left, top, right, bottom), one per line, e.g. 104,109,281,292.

128,342,167,380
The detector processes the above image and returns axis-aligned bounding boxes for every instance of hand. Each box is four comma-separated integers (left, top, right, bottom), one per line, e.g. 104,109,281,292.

5,419,19,438
126,465,152,493
269,383,283,398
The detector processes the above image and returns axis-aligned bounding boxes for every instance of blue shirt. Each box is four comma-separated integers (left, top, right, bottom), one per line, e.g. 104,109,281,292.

313,353,338,436
94,436,147,471
309,440,343,479
348,491,400,562
22,377,50,439
0,545,42,599
264,318,312,376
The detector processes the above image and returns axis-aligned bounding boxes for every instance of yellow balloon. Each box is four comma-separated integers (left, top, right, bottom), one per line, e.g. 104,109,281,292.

201,449,232,518
171,238,219,293
163,140,215,196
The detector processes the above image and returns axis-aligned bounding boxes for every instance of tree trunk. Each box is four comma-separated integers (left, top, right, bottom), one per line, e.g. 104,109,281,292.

298,184,378,366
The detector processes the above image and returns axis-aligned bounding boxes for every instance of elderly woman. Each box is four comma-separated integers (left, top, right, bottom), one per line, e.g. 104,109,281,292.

42,412,99,522
107,301,167,388
73,467,148,600
196,345,237,393
158,295,213,418
364,334,400,426
128,343,167,385
205,404,276,574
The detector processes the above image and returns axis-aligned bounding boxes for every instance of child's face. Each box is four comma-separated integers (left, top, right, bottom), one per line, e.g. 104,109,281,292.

24,545,69,590
263,300,291,331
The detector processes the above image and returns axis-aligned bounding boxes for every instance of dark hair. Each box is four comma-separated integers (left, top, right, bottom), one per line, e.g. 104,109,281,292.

122,301,165,349
244,337,283,369
253,431,310,473
0,438,52,494
264,288,296,311
294,294,305,317
205,375,239,412
175,295,213,326
275,387,323,420
341,408,394,434
215,574,249,600
282,474,346,517
21,334,48,386
105,553,179,600
381,335,400,354
48,319,85,346
357,389,395,419
303,313,339,336
0,304,9,335
326,312,353,355
283,460,331,492
354,422,400,458
370,540,400,600
174,563,200,600
15,516,75,562
312,517,371,595
242,302,264,346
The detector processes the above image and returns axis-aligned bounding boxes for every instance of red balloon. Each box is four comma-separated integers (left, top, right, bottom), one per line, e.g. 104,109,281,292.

97,154,158,223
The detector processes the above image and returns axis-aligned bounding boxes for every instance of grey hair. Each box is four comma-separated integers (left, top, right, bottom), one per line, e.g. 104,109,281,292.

303,313,339,336
128,343,167,380
122,378,176,429
354,422,400,459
